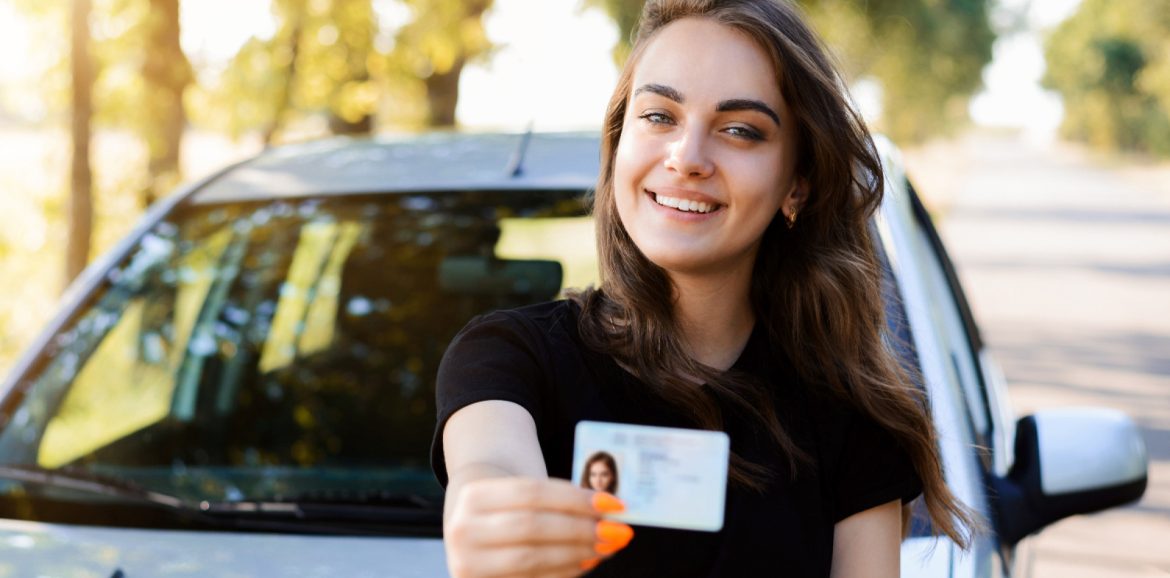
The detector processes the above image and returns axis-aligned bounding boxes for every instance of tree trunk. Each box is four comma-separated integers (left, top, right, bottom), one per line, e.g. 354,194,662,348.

141,0,191,209
327,108,374,135
424,57,465,128
326,0,374,136
419,0,490,128
65,0,94,290
327,66,375,136
264,16,304,146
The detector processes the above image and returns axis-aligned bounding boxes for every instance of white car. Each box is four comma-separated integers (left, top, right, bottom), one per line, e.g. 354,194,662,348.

0,132,1147,577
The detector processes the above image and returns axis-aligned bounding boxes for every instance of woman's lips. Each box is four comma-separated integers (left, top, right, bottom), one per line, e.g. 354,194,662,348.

646,187,723,207
645,189,725,220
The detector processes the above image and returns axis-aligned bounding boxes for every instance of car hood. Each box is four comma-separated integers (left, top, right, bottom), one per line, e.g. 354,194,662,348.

0,518,449,577
0,520,961,577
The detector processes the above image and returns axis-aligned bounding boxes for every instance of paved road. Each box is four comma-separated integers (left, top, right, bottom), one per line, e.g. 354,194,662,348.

910,133,1170,577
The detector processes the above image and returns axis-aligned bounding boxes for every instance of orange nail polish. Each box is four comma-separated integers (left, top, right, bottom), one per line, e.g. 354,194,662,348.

596,520,634,544
595,540,627,555
580,557,601,570
592,492,625,514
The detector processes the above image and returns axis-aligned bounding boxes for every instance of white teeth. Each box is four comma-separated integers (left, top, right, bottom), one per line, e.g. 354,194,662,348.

653,193,717,214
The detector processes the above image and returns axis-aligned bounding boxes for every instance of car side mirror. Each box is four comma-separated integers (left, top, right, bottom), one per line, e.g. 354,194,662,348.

990,408,1148,545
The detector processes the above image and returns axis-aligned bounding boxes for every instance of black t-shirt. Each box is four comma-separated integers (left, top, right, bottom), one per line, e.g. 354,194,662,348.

431,300,923,577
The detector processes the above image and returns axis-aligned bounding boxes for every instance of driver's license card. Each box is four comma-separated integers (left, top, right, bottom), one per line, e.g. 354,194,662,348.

571,420,730,532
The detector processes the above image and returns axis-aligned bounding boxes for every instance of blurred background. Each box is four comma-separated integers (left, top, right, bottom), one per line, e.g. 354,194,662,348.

0,0,1167,575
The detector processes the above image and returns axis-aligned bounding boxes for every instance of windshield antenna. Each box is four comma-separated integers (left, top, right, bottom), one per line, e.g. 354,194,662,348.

506,121,535,178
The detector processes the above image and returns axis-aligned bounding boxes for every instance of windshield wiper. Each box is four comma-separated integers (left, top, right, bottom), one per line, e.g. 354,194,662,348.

0,464,193,511
0,465,441,534
200,491,443,527
287,488,439,509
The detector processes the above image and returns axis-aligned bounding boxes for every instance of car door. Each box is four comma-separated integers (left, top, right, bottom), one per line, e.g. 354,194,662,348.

875,147,1010,578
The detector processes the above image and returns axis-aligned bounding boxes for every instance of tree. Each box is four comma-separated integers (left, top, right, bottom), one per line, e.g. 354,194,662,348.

209,0,497,137
386,0,495,127
11,0,105,288
808,0,995,143
10,0,196,286
263,0,308,144
66,0,95,288
582,0,996,144
140,0,193,208
314,0,378,135
213,0,381,141
580,0,642,65
1043,0,1170,155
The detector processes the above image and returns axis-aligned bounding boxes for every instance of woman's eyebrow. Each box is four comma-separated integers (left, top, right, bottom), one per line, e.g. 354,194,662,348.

716,99,781,127
634,83,685,103
634,84,781,128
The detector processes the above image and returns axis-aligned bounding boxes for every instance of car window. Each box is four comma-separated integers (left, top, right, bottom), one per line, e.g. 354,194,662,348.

905,185,993,466
497,216,597,291
0,191,596,523
37,226,233,468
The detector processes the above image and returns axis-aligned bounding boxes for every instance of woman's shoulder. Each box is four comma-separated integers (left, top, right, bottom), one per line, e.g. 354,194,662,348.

435,300,584,417
467,299,580,337
798,385,922,501
451,299,583,359
798,385,873,444
506,299,581,327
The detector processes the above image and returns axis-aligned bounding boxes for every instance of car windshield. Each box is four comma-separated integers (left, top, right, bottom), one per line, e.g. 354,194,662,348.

0,190,594,529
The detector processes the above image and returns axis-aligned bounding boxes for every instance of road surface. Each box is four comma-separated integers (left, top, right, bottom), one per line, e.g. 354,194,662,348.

909,132,1170,577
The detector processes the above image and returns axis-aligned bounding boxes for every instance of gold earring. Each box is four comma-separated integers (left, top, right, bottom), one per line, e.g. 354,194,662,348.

785,209,798,229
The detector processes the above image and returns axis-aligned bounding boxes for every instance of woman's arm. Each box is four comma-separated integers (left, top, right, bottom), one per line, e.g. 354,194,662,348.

441,400,633,578
443,399,549,524
829,499,903,578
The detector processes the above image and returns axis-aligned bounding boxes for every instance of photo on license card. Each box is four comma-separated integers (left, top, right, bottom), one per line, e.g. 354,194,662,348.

572,421,730,532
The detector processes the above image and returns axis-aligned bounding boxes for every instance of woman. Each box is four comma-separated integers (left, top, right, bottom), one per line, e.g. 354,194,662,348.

580,452,619,494
432,0,980,576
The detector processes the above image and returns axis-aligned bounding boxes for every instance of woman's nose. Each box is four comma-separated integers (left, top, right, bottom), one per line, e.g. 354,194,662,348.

664,130,714,179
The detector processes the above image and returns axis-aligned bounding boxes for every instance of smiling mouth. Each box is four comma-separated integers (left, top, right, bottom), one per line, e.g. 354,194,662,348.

648,191,723,214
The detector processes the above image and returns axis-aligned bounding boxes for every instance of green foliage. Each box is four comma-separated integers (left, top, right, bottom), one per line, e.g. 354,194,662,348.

386,0,494,127
805,0,996,143
193,35,285,138
1043,0,1170,156
11,0,190,191
580,0,643,65
581,0,995,144
203,0,495,138
392,0,492,78
302,0,378,132
202,0,379,140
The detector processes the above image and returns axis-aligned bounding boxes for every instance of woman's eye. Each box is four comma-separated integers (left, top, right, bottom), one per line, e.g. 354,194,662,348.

638,112,674,125
725,125,763,141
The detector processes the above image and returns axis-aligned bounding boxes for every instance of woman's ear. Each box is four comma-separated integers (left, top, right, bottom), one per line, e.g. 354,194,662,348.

784,178,810,217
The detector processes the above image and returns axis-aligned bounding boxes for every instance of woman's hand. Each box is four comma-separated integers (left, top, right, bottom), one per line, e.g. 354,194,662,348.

441,402,631,576
444,477,634,578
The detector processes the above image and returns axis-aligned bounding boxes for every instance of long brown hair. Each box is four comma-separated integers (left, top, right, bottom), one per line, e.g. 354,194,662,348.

568,0,980,548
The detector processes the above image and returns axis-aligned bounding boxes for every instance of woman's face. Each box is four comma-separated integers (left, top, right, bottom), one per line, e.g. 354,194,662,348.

613,18,804,276
588,460,615,492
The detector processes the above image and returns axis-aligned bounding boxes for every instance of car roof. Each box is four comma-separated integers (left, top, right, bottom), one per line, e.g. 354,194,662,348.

191,131,603,205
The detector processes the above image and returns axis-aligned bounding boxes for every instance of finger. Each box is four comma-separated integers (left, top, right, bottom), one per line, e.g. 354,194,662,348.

532,550,618,578
470,510,599,547
463,478,621,517
536,561,599,578
501,525,634,578
478,543,598,577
